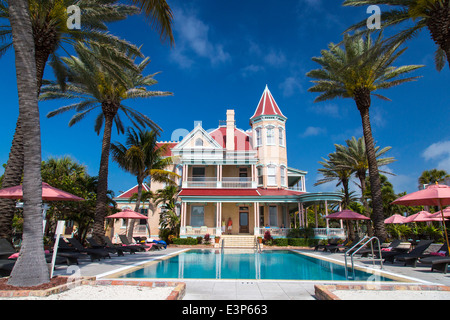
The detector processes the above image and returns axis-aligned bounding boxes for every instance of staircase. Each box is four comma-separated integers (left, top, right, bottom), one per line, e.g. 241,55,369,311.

219,235,257,248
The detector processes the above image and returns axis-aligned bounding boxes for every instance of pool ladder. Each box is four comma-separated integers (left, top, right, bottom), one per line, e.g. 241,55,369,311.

344,236,383,280
255,238,262,253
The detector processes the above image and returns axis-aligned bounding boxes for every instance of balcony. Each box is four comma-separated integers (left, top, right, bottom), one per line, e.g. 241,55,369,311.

184,177,256,189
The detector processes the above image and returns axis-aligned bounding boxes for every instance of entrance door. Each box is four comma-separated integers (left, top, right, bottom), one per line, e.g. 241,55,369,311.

239,207,249,234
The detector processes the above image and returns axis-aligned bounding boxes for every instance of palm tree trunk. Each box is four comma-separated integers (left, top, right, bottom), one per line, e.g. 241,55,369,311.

357,173,374,237
355,88,387,242
7,0,49,287
426,0,450,69
92,113,115,243
0,115,24,241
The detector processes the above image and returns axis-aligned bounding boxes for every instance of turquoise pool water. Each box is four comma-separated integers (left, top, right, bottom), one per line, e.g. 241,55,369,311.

118,249,395,282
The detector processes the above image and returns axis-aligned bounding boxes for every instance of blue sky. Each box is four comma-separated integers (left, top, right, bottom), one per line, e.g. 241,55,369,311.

0,0,449,197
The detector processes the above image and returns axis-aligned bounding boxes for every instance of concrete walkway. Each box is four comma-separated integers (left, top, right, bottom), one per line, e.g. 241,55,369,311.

52,247,450,300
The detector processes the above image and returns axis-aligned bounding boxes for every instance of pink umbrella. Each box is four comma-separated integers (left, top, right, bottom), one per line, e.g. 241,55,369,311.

0,182,84,201
106,209,148,220
384,214,406,224
325,209,370,221
430,207,450,219
392,183,450,256
403,211,432,223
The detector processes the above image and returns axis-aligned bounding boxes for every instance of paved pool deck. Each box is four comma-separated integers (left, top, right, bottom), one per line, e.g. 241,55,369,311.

52,247,450,300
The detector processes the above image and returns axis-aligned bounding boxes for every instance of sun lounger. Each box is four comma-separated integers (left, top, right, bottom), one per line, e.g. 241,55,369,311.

87,237,126,256
119,235,150,251
384,239,433,265
420,255,450,273
66,237,111,261
357,239,402,258
101,236,139,254
326,239,353,253
314,238,339,252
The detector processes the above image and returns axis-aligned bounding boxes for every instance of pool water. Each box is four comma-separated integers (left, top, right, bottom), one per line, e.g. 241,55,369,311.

118,249,395,282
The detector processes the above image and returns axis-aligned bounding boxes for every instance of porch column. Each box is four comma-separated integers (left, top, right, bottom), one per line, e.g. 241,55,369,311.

339,202,344,229
217,165,222,188
254,202,259,235
297,202,301,228
325,200,329,229
314,205,318,228
216,202,222,236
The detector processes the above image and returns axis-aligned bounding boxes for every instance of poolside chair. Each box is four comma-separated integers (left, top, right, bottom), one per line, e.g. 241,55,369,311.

314,238,338,252
66,237,111,261
383,239,433,265
87,237,126,256
326,238,352,253
119,235,150,251
420,254,450,274
101,235,139,254
356,239,402,258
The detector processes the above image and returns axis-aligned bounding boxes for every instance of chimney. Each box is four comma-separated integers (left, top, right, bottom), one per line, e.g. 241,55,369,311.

226,110,235,151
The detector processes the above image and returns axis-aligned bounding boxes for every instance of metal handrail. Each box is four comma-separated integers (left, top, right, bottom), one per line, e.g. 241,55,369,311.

255,238,262,253
345,236,383,280
344,236,368,279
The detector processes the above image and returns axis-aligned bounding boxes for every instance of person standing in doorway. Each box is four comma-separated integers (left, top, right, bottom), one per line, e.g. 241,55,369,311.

227,217,233,235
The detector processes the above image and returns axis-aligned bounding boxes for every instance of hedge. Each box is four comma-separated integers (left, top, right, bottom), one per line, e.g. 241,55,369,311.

271,238,319,247
172,237,198,245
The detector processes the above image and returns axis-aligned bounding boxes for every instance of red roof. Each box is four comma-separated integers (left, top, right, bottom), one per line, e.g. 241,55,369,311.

209,127,253,151
251,85,286,120
116,184,150,199
156,142,178,157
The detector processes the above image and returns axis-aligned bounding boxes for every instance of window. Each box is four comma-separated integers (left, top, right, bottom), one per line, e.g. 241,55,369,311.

279,128,284,146
269,206,278,227
191,206,204,227
195,138,203,147
139,208,148,225
192,167,205,181
255,128,262,147
280,166,286,186
266,126,275,145
267,165,277,186
257,167,263,185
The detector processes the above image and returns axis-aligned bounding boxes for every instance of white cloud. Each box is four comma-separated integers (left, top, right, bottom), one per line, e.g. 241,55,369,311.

300,126,326,138
240,64,265,78
422,140,450,172
170,7,231,68
279,76,304,97
264,49,287,67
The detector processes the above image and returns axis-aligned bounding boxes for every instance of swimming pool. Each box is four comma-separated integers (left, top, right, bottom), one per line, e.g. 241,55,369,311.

116,249,396,282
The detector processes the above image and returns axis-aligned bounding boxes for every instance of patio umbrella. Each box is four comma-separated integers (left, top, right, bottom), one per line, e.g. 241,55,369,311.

325,209,370,238
0,182,84,201
384,214,406,224
403,211,433,223
392,183,450,257
106,209,149,241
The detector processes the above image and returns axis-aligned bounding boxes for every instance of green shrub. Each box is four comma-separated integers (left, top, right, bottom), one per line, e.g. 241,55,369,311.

172,237,198,245
274,238,288,246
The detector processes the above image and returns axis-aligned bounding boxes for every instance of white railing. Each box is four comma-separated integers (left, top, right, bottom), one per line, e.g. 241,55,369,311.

313,228,346,239
185,177,256,189
182,226,216,236
256,227,290,237
185,177,218,188
222,177,253,188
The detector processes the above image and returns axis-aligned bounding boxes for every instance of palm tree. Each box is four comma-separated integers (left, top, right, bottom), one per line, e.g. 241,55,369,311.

343,0,450,71
154,185,180,237
41,42,173,242
335,137,396,213
315,152,353,208
6,0,48,287
306,33,423,241
0,0,141,241
418,169,449,186
111,128,179,239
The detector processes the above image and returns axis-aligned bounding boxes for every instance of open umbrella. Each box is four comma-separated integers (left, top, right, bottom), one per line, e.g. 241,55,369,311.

392,183,450,256
0,182,84,201
403,211,433,223
384,214,406,224
325,209,370,238
106,209,149,241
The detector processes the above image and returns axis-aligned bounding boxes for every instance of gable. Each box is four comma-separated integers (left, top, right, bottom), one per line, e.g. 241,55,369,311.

172,124,223,151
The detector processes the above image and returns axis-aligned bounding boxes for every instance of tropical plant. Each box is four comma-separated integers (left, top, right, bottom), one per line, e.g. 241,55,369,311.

159,209,180,238
111,128,179,239
153,185,179,211
343,0,450,71
41,42,173,242
6,0,48,287
306,33,423,241
334,136,396,215
0,0,141,241
315,152,352,208
418,169,449,186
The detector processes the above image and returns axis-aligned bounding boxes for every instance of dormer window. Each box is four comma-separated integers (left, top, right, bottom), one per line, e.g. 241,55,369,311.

195,138,203,147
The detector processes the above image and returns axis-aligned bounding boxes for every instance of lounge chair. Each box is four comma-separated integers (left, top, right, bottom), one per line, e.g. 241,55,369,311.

314,238,338,252
66,237,111,261
119,235,150,251
357,239,402,258
87,237,127,256
101,236,139,254
420,255,450,273
326,239,352,253
383,239,433,265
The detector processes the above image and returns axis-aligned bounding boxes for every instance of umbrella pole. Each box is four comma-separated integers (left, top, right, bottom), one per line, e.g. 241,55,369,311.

439,199,450,251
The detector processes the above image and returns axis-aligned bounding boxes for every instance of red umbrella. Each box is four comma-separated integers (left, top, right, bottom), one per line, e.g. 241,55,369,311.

392,183,450,255
106,209,148,220
384,214,406,224
403,211,433,223
0,182,84,201
325,209,370,220
430,207,450,219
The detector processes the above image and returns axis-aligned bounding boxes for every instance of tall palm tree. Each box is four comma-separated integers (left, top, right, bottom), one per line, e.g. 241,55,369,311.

0,0,141,241
111,128,179,239
315,152,353,208
343,0,450,71
418,168,449,186
6,0,48,287
41,42,173,242
306,33,423,241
